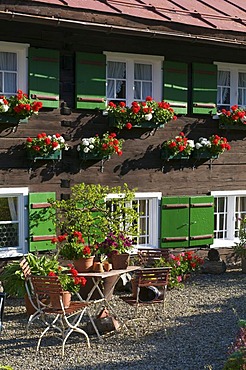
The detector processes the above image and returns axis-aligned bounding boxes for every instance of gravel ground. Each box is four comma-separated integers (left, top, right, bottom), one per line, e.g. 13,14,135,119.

1,269,246,370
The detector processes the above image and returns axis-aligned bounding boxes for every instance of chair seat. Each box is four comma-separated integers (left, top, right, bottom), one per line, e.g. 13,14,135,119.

44,301,89,315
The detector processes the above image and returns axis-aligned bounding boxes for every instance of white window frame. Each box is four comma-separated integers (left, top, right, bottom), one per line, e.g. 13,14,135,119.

215,62,246,109
211,190,246,248
106,192,162,251
0,187,28,258
104,52,164,106
0,41,29,95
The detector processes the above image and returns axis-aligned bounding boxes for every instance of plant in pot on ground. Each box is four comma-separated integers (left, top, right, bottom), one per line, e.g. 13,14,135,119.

0,253,60,298
154,251,204,289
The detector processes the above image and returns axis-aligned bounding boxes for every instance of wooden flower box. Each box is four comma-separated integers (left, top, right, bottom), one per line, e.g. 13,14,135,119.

108,116,164,129
219,121,246,130
79,151,110,161
27,150,62,161
192,150,219,160
160,149,190,160
0,115,28,125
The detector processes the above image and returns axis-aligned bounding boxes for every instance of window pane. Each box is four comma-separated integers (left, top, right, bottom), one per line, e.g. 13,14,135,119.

0,196,19,248
134,63,152,101
0,52,17,71
0,71,2,92
0,197,18,221
5,72,16,94
0,224,19,248
107,61,126,102
238,73,246,106
217,70,230,109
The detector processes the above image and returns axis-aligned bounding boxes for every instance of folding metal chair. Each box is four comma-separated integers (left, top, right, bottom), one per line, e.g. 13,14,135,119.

20,257,46,331
120,267,171,336
138,248,170,267
31,275,90,356
0,292,6,334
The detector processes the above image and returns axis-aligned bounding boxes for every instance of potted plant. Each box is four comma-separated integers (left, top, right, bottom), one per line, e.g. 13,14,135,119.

25,132,69,161
47,264,87,308
233,218,246,273
161,132,195,160
0,89,42,124
193,135,231,159
98,231,134,270
77,132,124,161
106,96,177,130
219,105,246,130
154,251,204,288
0,253,62,314
52,231,98,272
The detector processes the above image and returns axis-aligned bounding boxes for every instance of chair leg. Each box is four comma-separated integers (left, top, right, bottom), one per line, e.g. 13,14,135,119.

37,314,60,352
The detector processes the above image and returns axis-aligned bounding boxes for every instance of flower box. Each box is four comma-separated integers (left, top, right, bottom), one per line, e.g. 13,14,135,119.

79,151,110,161
27,150,62,161
160,149,190,160
192,150,219,160
108,116,164,129
219,121,246,130
0,115,28,125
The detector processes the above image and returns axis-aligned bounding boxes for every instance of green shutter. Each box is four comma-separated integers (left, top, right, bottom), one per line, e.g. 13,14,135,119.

29,192,56,252
28,48,60,108
163,61,188,115
189,196,214,247
192,63,217,114
75,52,106,110
160,196,190,248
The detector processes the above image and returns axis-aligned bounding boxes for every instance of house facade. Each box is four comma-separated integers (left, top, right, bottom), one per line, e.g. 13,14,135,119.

1,0,246,258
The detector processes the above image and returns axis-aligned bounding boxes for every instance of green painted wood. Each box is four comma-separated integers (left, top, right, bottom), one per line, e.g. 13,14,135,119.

27,150,62,161
163,61,188,115
189,196,214,247
76,52,106,110
160,196,190,248
28,48,60,108
29,192,56,252
192,63,217,114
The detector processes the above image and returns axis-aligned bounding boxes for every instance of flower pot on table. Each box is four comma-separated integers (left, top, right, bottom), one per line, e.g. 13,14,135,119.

73,256,95,272
111,253,130,270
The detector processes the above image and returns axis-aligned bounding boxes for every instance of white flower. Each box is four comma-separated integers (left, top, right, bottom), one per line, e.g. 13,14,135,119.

53,144,60,151
195,143,203,149
82,139,90,146
88,137,96,144
0,99,9,112
187,139,195,148
89,144,94,150
83,147,89,153
77,145,81,151
64,144,69,151
144,113,153,121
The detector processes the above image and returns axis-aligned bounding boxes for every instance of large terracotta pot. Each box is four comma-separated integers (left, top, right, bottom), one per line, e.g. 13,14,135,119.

111,253,130,270
73,256,95,272
50,291,71,309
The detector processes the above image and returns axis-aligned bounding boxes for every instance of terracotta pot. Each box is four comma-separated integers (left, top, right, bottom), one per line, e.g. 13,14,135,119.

50,291,71,309
24,293,37,315
79,275,119,301
73,256,95,272
111,253,130,270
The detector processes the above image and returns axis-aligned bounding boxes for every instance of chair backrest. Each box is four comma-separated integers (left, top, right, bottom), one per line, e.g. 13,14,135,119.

20,257,32,280
138,249,170,267
135,267,171,288
31,275,63,296
0,292,6,333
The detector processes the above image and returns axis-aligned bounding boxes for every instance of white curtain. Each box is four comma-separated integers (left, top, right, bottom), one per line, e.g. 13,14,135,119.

8,197,18,221
107,61,126,99
0,52,17,94
238,72,246,106
217,71,230,105
134,63,152,100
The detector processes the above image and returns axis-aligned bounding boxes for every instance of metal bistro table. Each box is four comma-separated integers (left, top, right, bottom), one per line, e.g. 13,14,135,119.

76,266,141,338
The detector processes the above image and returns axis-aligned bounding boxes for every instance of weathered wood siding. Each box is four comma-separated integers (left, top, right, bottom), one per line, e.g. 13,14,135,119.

0,20,245,198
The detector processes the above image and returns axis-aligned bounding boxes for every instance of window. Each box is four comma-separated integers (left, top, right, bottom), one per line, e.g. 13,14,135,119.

0,188,28,258
105,52,163,106
106,192,161,249
0,41,29,96
215,62,246,110
212,190,246,247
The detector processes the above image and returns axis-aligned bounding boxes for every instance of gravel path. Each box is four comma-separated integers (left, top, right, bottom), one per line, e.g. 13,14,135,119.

1,270,246,370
